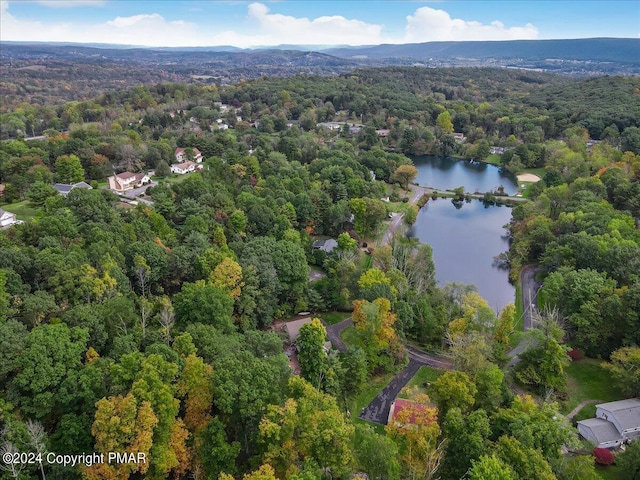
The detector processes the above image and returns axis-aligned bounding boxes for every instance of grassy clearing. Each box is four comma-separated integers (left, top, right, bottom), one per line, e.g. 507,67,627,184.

564,358,625,414
320,311,351,325
152,174,192,185
2,200,41,220
595,464,623,480
341,325,363,350
398,366,443,399
484,154,501,166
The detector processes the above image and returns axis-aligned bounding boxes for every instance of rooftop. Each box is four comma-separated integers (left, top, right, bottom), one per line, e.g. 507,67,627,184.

597,398,640,431
577,418,623,444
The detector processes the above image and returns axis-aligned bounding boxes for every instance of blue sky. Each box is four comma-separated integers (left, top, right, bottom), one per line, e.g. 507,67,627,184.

1,1,638,47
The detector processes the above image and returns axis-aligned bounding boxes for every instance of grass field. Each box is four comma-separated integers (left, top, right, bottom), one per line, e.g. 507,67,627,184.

341,325,363,350
564,358,625,415
1,200,41,220
595,463,623,480
397,366,443,399
320,311,351,325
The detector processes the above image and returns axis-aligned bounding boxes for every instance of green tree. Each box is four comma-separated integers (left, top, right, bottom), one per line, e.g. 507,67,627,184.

353,424,400,480
617,439,640,480
26,181,58,206
468,454,516,480
430,370,477,418
199,417,240,478
55,154,85,183
7,323,89,419
436,111,454,134
349,197,388,238
440,408,491,480
173,280,235,332
495,435,556,480
604,346,640,397
297,318,327,385
391,164,418,190
259,376,354,478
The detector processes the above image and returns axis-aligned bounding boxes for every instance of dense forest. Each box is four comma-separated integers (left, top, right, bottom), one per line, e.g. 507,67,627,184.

1,67,640,479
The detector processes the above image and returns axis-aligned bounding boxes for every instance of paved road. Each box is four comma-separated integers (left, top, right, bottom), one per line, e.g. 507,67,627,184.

324,317,454,425
360,359,423,424
380,185,426,246
506,264,542,368
324,318,352,353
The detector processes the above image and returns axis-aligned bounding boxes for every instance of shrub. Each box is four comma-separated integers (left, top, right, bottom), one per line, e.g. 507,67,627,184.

567,347,583,361
593,447,615,465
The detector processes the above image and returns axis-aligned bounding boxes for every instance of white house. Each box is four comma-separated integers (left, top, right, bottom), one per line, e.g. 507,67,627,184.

577,398,640,448
107,172,151,192
0,208,21,228
170,161,202,175
174,147,203,164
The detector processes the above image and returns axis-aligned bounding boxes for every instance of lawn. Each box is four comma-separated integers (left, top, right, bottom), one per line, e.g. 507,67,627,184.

152,174,192,185
340,325,363,350
320,311,351,325
484,154,501,166
2,200,41,220
397,366,443,399
564,358,625,415
347,372,395,435
595,463,623,480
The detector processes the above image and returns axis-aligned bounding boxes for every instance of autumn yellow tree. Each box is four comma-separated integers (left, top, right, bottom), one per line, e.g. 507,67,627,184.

391,164,419,190
83,394,157,479
259,377,354,479
211,257,244,300
352,297,403,370
385,389,444,480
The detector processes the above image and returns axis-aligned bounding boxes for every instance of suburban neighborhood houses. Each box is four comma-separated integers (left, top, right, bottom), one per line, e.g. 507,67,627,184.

107,171,151,192
0,207,22,228
577,398,640,448
53,181,92,197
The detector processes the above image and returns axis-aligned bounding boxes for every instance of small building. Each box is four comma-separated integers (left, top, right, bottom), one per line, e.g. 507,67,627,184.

453,133,466,143
376,129,390,137
107,172,151,192
174,147,203,164
312,239,338,254
283,317,332,353
577,398,640,448
170,161,202,175
490,146,508,155
388,399,431,426
53,181,93,197
0,208,22,228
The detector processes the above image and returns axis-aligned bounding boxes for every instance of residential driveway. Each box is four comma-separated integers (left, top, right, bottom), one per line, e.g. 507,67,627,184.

520,264,542,331
360,359,422,424
324,318,352,353
506,264,542,368
126,181,157,198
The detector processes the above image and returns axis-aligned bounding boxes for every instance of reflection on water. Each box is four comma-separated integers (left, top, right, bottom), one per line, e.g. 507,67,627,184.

411,155,518,195
408,156,516,312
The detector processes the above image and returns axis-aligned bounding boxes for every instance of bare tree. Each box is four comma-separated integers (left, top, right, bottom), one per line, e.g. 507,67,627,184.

158,303,175,345
0,442,25,480
26,420,47,480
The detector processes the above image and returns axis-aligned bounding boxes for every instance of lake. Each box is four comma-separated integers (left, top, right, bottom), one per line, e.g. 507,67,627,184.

408,156,517,312
412,155,518,195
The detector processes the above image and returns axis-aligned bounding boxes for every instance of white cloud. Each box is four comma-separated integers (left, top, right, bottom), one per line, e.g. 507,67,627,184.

245,2,384,46
0,1,539,48
405,6,538,42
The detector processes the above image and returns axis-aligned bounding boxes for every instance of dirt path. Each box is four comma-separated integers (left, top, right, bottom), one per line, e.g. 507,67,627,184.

567,399,600,420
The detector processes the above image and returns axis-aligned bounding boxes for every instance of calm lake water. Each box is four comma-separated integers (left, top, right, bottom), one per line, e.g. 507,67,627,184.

412,155,518,195
408,156,517,312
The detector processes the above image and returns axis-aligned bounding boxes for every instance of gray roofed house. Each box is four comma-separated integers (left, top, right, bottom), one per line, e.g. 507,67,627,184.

53,181,93,197
577,418,624,449
577,398,640,448
283,317,332,352
312,239,338,253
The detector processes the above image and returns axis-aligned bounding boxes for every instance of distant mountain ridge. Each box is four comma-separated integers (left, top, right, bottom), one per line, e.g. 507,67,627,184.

325,38,640,64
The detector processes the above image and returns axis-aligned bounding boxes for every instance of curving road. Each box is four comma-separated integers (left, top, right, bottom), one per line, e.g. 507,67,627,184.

323,317,453,425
